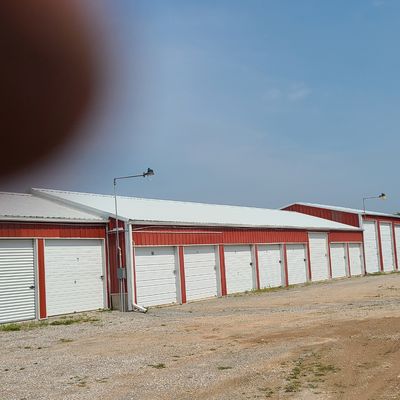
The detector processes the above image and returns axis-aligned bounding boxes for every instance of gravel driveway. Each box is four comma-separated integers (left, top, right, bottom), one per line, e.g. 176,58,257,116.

1,273,400,400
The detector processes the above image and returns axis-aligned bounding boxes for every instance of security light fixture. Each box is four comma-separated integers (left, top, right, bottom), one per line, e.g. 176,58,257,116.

362,193,387,214
113,168,155,313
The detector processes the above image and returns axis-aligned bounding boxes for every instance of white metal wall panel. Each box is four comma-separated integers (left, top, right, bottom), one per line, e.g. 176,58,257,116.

258,244,283,288
45,239,104,316
309,233,329,282
363,221,380,273
380,223,395,272
0,240,36,324
135,247,178,307
330,243,347,279
286,244,307,285
224,245,254,294
349,243,363,276
184,246,218,301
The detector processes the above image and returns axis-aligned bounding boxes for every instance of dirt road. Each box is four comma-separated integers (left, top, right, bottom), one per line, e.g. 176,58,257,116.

1,274,400,400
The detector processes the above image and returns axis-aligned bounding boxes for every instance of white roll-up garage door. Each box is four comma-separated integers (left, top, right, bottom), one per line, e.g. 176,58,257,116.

0,240,36,324
258,244,283,288
395,225,400,270
184,246,218,301
45,239,105,316
380,223,395,272
349,243,363,276
308,233,329,281
224,245,254,294
286,244,307,285
363,221,380,273
330,243,347,279
135,246,179,307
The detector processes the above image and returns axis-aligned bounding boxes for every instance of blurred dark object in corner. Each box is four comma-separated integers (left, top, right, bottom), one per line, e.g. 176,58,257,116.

0,0,95,178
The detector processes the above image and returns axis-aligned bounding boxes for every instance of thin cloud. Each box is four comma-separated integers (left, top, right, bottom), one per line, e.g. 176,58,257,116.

372,0,385,7
288,83,311,101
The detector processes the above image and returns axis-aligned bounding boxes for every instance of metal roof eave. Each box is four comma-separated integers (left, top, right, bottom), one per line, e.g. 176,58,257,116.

31,188,121,221
0,217,107,223
128,219,360,231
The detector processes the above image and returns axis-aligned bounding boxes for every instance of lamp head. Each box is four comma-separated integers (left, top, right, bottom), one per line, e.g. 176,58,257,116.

143,168,155,177
379,193,387,200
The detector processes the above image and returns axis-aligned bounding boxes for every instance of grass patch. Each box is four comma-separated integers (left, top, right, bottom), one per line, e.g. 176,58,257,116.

283,352,340,394
258,387,274,397
148,363,166,369
0,323,21,332
59,338,73,343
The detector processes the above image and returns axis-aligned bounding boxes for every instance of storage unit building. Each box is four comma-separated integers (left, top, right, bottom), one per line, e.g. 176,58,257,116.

0,193,107,323
282,202,400,276
34,189,363,311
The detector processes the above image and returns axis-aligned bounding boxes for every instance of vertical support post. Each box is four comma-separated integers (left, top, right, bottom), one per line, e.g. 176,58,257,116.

178,246,186,304
37,239,47,320
346,243,351,277
253,244,260,289
218,245,227,296
392,224,398,271
283,244,289,287
306,235,312,282
376,221,384,272
327,240,333,279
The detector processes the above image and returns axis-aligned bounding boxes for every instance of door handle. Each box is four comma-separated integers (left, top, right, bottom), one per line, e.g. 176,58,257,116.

29,285,35,289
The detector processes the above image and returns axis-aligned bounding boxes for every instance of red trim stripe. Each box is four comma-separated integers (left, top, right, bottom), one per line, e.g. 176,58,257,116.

37,239,47,319
218,245,227,296
178,246,186,304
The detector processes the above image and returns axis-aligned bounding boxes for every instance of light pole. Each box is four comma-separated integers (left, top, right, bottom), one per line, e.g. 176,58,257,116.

113,168,154,312
362,193,386,214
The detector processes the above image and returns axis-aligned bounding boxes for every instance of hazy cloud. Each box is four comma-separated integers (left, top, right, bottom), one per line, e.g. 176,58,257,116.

288,83,311,101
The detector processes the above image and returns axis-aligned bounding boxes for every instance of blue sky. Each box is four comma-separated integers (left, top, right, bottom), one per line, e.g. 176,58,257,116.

7,0,400,212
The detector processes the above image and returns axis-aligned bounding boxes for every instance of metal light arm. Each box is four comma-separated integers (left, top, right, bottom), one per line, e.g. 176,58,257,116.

113,168,154,185
362,193,386,213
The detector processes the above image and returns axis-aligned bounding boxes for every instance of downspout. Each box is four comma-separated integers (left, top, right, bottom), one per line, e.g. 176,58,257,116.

126,222,147,313
105,224,112,309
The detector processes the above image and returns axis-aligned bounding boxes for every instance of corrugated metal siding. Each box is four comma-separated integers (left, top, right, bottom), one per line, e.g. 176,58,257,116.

107,220,127,295
0,223,106,239
329,231,363,243
132,226,308,246
0,240,36,324
284,205,360,227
